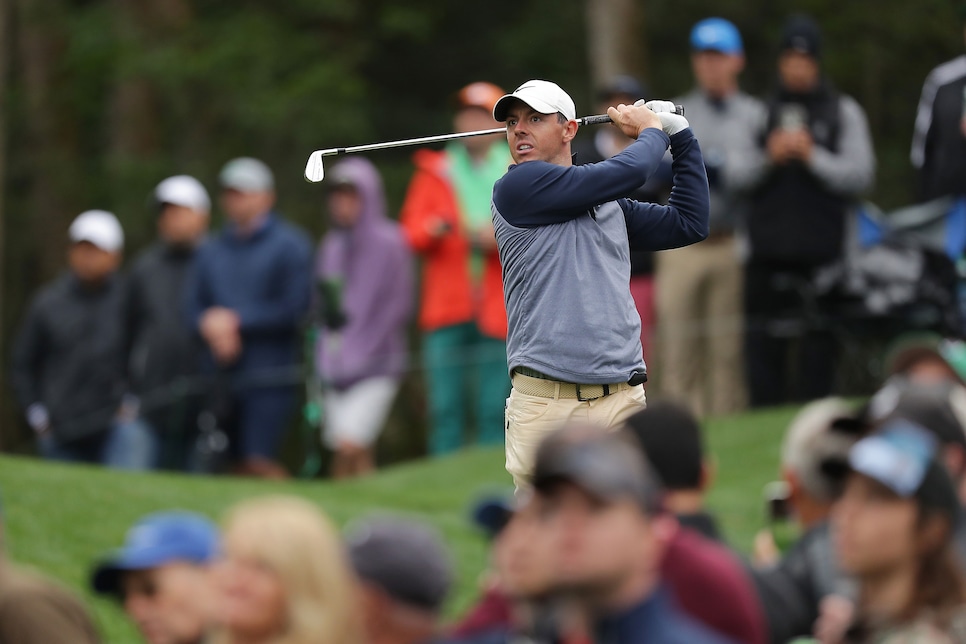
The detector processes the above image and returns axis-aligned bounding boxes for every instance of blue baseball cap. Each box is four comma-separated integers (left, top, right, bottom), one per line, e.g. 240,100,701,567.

690,18,743,55
847,421,959,521
91,511,220,596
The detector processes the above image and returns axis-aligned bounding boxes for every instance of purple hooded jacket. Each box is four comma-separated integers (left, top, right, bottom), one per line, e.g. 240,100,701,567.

316,158,414,389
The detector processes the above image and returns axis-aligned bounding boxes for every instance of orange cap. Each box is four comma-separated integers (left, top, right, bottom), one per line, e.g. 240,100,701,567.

457,82,506,113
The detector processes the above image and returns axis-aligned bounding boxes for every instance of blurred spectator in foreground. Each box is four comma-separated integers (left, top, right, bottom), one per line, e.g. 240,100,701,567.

400,82,511,456
11,210,155,468
829,423,966,642
573,75,669,364
0,490,101,643
211,496,364,644
346,515,453,644
744,15,875,407
752,397,860,566
530,427,736,643
882,333,966,387
658,17,762,417
622,400,723,541
911,8,966,202
185,158,313,478
125,176,211,470
315,158,414,479
454,427,766,643
90,511,219,644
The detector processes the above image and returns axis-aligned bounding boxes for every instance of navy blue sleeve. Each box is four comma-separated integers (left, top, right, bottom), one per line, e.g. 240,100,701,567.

236,233,313,335
492,128,671,227
621,129,710,251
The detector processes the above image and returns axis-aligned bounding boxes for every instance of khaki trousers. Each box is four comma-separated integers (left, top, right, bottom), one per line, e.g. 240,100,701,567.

655,236,746,417
504,380,647,489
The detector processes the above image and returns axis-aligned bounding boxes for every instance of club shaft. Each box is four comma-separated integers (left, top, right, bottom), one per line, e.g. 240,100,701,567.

304,105,684,182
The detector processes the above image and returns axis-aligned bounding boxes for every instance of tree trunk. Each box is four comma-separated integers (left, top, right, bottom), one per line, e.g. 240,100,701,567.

15,0,81,281
106,0,191,238
585,0,648,90
0,0,9,449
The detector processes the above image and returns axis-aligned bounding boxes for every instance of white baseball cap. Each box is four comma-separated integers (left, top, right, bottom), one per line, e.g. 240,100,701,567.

493,80,577,122
69,210,124,252
219,157,274,193
154,175,211,213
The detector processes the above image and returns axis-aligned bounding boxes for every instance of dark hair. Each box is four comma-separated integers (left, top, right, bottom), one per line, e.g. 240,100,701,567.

622,400,703,490
556,112,568,124
903,509,966,624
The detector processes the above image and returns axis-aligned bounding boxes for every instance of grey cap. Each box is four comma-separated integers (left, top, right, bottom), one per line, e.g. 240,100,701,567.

532,426,664,514
346,516,453,613
219,157,274,193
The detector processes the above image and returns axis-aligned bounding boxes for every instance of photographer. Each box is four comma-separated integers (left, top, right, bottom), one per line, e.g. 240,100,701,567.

744,15,875,406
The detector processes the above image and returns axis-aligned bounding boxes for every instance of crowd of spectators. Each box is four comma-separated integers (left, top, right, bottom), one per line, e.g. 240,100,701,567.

4,12,966,642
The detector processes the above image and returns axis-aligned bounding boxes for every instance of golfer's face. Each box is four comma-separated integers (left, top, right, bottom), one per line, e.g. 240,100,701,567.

505,104,567,165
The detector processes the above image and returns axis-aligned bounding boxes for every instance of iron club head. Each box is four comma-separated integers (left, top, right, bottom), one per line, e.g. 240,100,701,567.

304,150,328,183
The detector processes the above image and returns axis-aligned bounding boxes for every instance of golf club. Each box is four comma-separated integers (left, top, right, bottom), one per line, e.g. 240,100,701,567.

304,106,684,183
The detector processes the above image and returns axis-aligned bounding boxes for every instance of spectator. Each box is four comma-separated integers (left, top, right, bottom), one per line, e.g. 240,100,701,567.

399,82,511,456
11,210,155,468
185,158,313,478
315,158,414,479
752,397,861,566
744,15,875,407
491,81,708,488
90,511,219,644
659,17,764,417
211,496,363,644
882,333,966,387
830,422,966,642
530,426,734,643
346,515,453,644
573,75,670,363
0,490,101,643
910,9,966,202
622,400,723,541
125,176,211,470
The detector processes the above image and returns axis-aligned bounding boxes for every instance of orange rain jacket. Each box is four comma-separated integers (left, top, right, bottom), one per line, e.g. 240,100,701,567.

400,149,507,340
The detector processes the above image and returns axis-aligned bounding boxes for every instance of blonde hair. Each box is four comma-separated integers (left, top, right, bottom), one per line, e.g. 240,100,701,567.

213,495,364,644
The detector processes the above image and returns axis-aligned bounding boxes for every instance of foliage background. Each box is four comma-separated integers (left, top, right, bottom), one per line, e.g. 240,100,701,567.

0,0,962,457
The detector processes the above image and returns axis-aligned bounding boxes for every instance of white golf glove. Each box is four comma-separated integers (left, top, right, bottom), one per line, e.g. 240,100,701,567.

636,99,690,136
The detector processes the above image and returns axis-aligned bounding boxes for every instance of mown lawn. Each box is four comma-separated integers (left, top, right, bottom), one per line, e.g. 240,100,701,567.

0,405,798,643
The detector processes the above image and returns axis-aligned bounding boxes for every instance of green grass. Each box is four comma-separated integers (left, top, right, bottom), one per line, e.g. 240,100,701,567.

0,405,799,643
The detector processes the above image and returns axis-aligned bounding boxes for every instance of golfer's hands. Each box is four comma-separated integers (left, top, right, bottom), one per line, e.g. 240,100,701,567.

638,100,690,136
607,103,662,139
200,306,242,366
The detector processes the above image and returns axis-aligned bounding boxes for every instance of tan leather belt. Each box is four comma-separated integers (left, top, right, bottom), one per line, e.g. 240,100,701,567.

512,371,630,401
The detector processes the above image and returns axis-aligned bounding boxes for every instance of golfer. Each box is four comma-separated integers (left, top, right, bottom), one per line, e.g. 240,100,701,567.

491,80,710,488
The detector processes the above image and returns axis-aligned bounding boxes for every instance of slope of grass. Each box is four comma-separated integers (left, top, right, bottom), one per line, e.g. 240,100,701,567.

0,405,797,642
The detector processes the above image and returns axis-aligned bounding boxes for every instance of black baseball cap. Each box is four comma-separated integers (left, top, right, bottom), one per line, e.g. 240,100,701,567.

532,427,663,514
870,381,966,452
780,14,822,58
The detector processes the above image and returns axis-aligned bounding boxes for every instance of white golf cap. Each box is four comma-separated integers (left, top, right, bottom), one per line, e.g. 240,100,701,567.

69,210,124,252
219,157,274,193
154,175,211,213
493,80,577,122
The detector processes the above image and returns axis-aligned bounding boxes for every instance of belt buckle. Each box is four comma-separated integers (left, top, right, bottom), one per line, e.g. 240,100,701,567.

576,384,609,401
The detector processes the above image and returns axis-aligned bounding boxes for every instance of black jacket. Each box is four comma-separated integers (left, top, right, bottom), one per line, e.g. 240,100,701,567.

124,242,201,411
10,273,128,442
911,55,966,202
749,81,849,266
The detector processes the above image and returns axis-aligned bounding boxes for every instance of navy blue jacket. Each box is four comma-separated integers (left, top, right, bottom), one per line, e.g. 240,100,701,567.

594,588,736,644
184,213,313,374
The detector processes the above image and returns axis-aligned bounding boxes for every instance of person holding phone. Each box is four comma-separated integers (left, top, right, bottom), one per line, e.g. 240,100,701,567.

744,15,875,407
